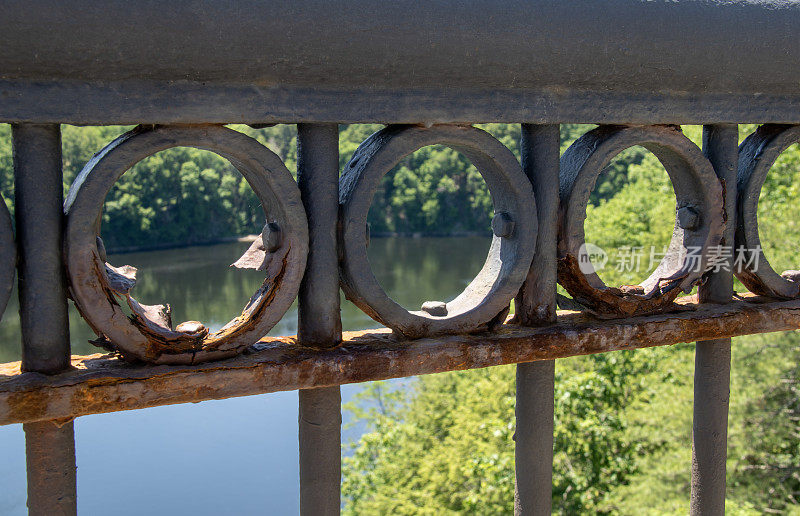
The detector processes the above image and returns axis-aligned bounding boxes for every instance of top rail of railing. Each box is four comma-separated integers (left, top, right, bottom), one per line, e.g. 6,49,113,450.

1,0,800,125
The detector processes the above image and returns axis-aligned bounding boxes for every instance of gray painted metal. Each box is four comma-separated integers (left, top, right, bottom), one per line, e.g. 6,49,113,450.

339,124,537,338
690,339,731,516
690,124,737,516
297,124,342,347
515,124,559,325
13,125,76,515
735,124,800,298
12,124,70,374
299,387,342,516
514,124,558,516
297,124,342,516
515,361,555,516
1,1,799,124
701,124,738,304
24,420,77,515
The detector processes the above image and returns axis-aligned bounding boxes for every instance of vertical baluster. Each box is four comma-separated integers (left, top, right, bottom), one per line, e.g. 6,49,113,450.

13,124,70,372
296,123,342,516
13,123,76,516
514,124,559,515
24,420,77,515
690,124,737,515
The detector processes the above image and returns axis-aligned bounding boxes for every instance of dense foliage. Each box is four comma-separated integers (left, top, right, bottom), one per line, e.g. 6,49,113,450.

0,123,798,513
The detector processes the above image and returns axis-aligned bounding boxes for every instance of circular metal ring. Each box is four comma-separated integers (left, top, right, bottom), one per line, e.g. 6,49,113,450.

736,124,800,298
558,125,724,317
339,124,537,339
64,125,308,364
0,195,15,321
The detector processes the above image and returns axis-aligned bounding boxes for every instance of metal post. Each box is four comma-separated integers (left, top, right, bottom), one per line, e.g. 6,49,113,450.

13,124,77,516
297,123,342,347
24,420,77,515
514,124,559,516
690,124,737,516
13,123,70,373
515,361,555,515
296,123,342,516
298,387,342,515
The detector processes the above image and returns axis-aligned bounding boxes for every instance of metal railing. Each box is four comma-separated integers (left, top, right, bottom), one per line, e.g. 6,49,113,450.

2,1,800,514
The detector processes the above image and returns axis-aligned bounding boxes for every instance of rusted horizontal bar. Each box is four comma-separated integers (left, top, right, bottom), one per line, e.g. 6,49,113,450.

1,1,799,124
0,294,798,426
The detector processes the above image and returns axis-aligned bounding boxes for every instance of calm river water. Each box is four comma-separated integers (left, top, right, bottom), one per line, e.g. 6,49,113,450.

0,236,490,515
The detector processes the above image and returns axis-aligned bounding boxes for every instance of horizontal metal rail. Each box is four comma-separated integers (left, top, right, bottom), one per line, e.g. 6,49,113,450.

1,1,799,124
1,294,797,426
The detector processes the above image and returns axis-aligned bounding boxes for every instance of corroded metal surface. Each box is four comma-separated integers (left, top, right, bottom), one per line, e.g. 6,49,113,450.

1,294,798,426
2,2,798,509
558,125,725,317
64,125,308,364
736,124,800,298
339,124,537,338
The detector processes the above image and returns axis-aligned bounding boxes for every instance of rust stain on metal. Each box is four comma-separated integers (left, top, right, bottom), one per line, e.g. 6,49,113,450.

97,218,292,365
1,294,799,426
557,125,725,318
557,254,684,317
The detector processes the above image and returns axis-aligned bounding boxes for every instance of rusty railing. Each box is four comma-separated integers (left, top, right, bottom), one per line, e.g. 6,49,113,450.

2,1,800,514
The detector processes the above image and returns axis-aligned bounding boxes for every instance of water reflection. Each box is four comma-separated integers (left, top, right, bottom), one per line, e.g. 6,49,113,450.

367,236,491,313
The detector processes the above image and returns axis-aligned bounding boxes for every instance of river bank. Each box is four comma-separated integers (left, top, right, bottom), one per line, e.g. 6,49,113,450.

105,234,261,255
105,231,493,255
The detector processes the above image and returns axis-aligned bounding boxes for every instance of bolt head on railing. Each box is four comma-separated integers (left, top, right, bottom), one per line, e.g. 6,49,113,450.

262,222,282,252
491,212,515,238
175,321,208,337
677,206,700,230
421,301,448,316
